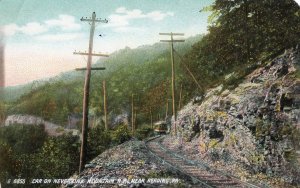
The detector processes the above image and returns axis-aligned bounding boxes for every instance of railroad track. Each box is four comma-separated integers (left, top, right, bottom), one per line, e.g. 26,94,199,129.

146,136,262,188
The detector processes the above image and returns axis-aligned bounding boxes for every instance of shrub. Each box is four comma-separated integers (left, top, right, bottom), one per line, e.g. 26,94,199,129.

33,134,80,179
87,125,111,161
111,124,132,144
135,125,154,140
0,124,48,154
0,142,19,183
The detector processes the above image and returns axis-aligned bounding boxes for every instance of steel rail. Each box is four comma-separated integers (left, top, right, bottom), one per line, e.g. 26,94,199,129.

145,136,214,188
146,136,262,188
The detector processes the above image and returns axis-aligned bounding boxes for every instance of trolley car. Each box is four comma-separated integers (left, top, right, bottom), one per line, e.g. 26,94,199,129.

154,121,168,135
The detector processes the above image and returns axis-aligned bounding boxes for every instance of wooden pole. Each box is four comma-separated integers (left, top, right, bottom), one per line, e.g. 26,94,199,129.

0,35,4,88
159,32,184,136
165,99,169,119
170,33,177,134
134,110,137,131
74,12,108,174
150,107,153,129
131,93,134,134
79,12,96,174
0,31,5,125
178,84,183,110
245,0,250,63
103,80,108,130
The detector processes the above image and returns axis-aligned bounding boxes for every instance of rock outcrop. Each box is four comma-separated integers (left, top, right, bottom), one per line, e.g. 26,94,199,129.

170,47,300,185
5,114,79,136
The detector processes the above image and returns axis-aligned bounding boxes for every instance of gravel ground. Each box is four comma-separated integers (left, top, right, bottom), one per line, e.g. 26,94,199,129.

62,139,193,188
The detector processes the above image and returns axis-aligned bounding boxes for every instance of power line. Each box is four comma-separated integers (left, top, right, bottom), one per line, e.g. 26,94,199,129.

173,49,203,91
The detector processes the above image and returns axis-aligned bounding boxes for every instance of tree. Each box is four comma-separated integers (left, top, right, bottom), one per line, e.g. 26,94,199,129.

0,101,5,125
0,143,19,183
184,0,300,93
0,124,48,155
34,135,80,178
206,0,300,64
87,125,111,161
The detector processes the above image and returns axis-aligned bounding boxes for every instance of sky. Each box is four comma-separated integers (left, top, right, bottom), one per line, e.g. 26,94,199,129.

0,0,214,86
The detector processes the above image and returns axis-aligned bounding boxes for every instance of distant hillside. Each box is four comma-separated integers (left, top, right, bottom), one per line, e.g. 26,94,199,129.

1,34,202,103
1,84,32,101
1,68,86,102
6,34,203,125
95,34,202,73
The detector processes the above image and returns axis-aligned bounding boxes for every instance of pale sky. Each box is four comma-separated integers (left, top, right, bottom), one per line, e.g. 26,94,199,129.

3,0,298,87
0,0,213,86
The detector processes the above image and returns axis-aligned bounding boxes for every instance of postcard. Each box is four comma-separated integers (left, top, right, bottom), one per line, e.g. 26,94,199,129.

0,1,299,187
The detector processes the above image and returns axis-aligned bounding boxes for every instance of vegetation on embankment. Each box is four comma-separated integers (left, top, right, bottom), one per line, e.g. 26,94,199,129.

0,123,154,187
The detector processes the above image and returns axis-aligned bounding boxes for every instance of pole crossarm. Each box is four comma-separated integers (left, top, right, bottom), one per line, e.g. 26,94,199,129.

159,32,184,36
160,40,185,43
159,32,185,43
80,17,108,23
75,67,106,71
73,51,109,57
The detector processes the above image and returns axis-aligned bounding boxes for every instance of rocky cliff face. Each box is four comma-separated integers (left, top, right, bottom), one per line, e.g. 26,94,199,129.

171,47,300,184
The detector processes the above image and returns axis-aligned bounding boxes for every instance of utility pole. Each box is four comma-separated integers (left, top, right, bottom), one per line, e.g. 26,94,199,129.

74,12,108,174
178,84,183,110
165,99,169,119
134,110,137,130
150,107,153,129
103,80,108,130
0,33,4,101
159,32,184,135
165,98,172,119
131,93,134,135
0,35,4,89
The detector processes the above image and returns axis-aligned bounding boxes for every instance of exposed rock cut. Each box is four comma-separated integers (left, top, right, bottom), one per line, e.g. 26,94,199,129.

168,47,300,186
